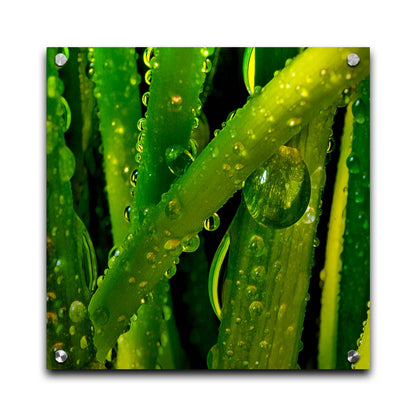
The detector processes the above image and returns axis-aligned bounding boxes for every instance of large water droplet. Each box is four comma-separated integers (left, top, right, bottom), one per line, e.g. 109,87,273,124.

165,145,194,177
243,145,311,229
249,301,264,318
182,234,200,253
204,213,220,231
248,235,266,257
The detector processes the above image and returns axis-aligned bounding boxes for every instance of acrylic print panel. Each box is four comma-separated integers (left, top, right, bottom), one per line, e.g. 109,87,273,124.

46,47,370,370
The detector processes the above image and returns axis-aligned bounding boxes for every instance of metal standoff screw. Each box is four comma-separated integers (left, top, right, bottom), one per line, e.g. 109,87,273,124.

347,53,360,67
347,349,360,364
55,349,68,364
55,53,68,67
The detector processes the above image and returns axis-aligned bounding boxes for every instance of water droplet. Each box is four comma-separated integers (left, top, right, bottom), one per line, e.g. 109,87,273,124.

249,301,264,318
142,91,150,106
46,312,58,326
354,188,366,204
202,59,212,73
303,206,316,224
346,154,361,174
327,137,335,153
164,264,177,279
209,144,219,158
165,197,181,219
313,237,320,247
246,128,256,140
251,265,266,282
170,94,183,111
137,117,146,131
287,117,302,127
272,261,282,274
86,61,95,79
248,235,266,257
97,275,104,287
200,47,210,57
143,47,154,67
124,206,131,222
259,340,269,349
163,305,172,321
130,73,140,86
204,213,220,231
130,169,138,187
92,306,109,326
246,285,258,300
165,145,194,177
144,69,152,85
278,303,287,320
352,98,367,124
182,234,200,253
58,146,76,182
80,335,88,349
108,246,121,268
188,138,199,158
136,141,143,153
243,145,311,229
232,142,246,157
164,238,181,251
146,252,156,263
